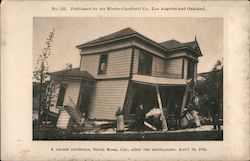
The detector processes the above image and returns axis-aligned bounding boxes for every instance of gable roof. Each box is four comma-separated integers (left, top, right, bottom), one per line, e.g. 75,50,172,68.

76,27,166,51
183,41,196,48
49,68,95,80
76,27,202,56
160,39,202,56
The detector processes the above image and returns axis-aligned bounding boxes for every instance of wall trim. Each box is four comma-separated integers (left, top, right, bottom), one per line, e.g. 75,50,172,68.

95,77,130,81
81,46,132,55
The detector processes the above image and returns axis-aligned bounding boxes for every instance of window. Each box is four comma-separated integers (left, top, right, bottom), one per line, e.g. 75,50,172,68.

98,54,108,75
138,51,152,75
56,83,67,106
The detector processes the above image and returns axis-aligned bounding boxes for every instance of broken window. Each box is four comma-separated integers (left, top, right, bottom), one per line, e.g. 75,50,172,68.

56,83,67,106
138,51,152,75
98,54,108,75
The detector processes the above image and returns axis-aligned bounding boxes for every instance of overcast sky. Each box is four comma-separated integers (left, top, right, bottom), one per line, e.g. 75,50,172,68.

33,17,223,73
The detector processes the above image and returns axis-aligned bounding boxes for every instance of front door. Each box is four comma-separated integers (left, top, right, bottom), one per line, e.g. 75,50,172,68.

78,82,94,116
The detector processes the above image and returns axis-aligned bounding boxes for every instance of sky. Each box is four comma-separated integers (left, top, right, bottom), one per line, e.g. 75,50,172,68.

33,17,223,73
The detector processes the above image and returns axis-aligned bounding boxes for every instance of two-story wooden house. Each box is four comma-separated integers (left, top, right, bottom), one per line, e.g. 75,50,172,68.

49,27,202,123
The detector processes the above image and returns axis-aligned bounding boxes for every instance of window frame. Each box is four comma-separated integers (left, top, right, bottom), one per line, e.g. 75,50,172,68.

98,54,109,75
138,51,153,75
56,83,67,107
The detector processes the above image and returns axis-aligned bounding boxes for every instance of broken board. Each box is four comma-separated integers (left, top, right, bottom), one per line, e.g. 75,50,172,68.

56,109,71,129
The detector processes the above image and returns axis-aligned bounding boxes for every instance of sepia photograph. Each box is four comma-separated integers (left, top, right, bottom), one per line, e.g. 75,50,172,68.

2,1,249,160
33,17,223,140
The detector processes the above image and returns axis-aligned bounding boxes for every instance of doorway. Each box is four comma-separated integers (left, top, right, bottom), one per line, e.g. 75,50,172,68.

78,81,94,116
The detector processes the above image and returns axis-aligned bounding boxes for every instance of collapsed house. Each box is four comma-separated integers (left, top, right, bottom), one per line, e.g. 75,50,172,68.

45,27,202,130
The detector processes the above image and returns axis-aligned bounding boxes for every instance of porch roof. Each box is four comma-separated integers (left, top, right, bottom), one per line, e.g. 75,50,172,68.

49,68,95,80
131,74,187,86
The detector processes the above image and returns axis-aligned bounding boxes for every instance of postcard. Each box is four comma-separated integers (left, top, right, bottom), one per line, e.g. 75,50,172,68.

1,1,249,160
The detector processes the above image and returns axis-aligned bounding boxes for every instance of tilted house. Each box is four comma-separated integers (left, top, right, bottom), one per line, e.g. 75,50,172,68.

49,28,202,123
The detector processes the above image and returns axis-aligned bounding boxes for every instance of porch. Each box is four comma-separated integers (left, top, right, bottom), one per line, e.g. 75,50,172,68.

123,74,189,130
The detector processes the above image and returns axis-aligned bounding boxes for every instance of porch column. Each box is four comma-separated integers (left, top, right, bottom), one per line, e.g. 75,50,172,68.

155,85,168,131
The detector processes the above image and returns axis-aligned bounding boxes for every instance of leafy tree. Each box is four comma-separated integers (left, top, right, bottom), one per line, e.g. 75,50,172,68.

196,59,223,118
206,59,223,101
33,28,55,125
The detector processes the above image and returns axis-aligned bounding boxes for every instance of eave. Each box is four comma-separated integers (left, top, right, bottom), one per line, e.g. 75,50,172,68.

76,34,167,52
167,46,203,57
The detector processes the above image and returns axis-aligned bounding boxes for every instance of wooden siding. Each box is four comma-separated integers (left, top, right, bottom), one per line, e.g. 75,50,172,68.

63,80,81,106
106,49,132,77
80,54,99,75
152,56,165,76
56,110,70,129
88,79,129,120
132,49,139,74
80,40,132,55
80,48,132,79
165,58,183,78
56,80,81,128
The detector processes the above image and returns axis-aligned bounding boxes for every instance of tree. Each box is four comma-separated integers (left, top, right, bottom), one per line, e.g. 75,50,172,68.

33,28,55,125
194,59,223,118
203,59,223,118
207,59,223,101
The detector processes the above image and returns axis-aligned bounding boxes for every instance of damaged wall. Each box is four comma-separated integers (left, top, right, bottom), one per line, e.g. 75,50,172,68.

88,79,129,120
63,80,81,106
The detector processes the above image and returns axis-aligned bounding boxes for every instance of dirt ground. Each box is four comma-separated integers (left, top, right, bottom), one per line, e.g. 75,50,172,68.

33,125,223,141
